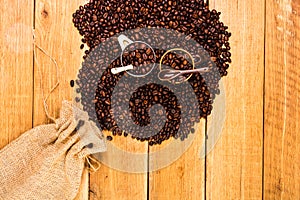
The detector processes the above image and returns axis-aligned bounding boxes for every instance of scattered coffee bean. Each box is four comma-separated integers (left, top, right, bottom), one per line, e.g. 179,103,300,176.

87,143,94,148
76,119,85,130
70,80,75,87
107,136,113,141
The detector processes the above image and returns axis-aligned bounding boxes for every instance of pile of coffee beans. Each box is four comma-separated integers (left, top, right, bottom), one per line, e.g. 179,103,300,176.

121,43,156,76
72,0,231,145
160,51,195,83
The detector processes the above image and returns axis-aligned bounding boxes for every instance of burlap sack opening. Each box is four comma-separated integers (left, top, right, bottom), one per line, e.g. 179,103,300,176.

0,101,106,200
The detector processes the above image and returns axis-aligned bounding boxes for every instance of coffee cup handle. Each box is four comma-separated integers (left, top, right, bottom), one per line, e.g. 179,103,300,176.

118,34,134,51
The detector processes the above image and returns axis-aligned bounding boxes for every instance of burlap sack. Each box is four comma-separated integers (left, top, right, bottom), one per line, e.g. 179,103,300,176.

0,101,106,200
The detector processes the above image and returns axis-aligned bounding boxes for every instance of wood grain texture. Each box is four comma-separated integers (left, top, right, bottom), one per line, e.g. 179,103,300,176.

89,134,148,200
33,0,85,125
206,0,264,199
264,0,300,199
34,0,89,199
149,121,205,200
34,0,148,199
90,161,147,200
75,168,90,200
1,0,300,199
0,0,33,149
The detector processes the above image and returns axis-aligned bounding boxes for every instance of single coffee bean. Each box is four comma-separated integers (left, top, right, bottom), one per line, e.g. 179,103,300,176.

70,80,75,87
75,119,85,130
107,136,113,141
87,143,94,148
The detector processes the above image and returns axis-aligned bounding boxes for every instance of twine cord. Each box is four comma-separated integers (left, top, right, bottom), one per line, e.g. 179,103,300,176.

85,155,101,173
32,29,102,172
32,29,60,122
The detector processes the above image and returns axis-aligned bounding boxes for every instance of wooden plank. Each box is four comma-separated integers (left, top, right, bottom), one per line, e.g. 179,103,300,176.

34,0,88,199
206,0,264,199
149,121,206,200
264,1,300,199
33,0,85,125
75,168,90,200
89,133,148,200
0,0,33,149
34,1,148,200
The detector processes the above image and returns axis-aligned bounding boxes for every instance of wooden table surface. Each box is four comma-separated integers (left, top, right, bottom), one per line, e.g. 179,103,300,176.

0,0,299,199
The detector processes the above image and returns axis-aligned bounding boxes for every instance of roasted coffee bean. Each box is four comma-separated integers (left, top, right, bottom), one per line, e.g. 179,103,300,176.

75,97,80,103
73,0,231,145
70,80,75,87
106,136,113,141
87,143,94,148
76,119,85,130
